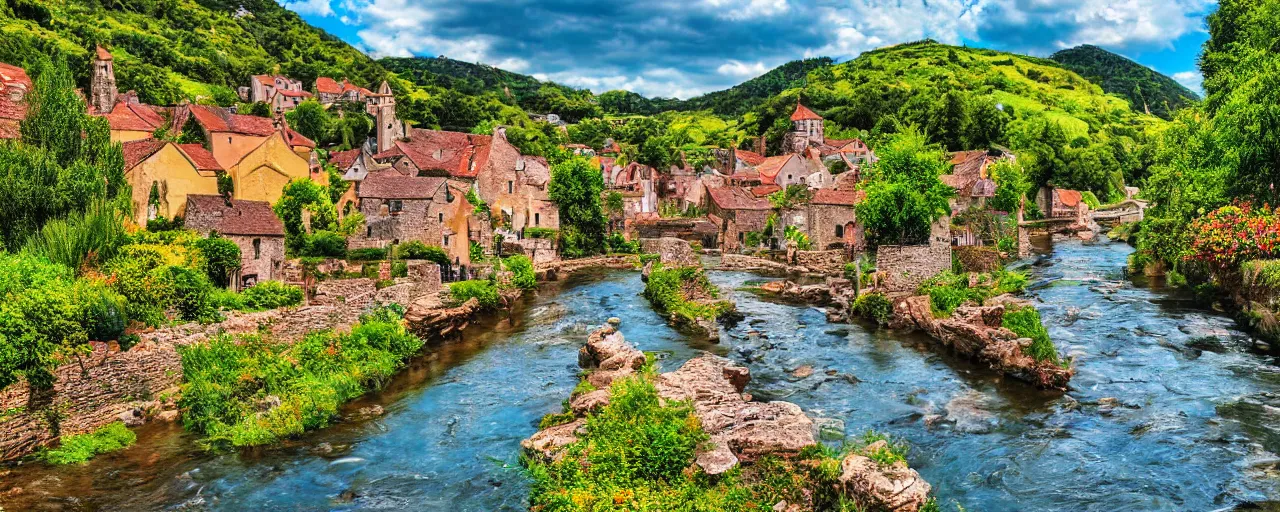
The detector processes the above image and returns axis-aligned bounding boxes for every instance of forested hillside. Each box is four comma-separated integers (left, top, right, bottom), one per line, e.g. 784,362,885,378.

678,57,833,117
737,41,1163,201
1051,44,1199,120
379,55,602,122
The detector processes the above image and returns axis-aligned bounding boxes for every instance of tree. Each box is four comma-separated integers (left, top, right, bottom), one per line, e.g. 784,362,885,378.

988,159,1030,213
856,129,953,248
273,179,337,254
548,157,607,258
285,99,332,144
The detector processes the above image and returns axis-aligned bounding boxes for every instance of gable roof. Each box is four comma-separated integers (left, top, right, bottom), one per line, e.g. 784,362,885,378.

189,105,275,136
751,184,781,197
315,77,341,94
95,100,167,132
811,189,866,206
708,186,772,211
1057,189,1083,207
791,103,822,121
754,154,798,184
176,144,223,171
736,149,766,167
357,172,448,200
95,46,113,61
394,128,493,179
122,139,168,170
329,148,360,169
282,126,315,148
185,195,285,236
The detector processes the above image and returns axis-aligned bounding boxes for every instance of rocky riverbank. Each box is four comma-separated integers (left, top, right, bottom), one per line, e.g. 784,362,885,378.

753,277,1074,390
522,323,933,512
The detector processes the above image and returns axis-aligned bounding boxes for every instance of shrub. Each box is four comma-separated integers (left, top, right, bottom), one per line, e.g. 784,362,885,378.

78,282,127,342
210,287,245,310
391,260,408,278
40,422,136,465
469,241,485,262
301,231,347,258
605,232,640,254
193,233,241,288
852,293,893,324
241,281,304,311
158,265,219,323
347,247,386,261
1003,306,1060,365
1080,191,1102,209
504,254,536,290
0,254,94,389
524,227,558,240
859,430,910,467
395,241,449,265
642,265,734,322
449,280,500,309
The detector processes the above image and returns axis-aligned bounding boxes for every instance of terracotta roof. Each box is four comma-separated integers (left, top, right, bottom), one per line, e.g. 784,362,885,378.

357,172,447,199
176,144,223,171
393,128,493,179
122,139,167,170
185,195,285,236
948,150,988,178
253,75,274,86
708,186,772,211
189,105,275,136
283,127,315,148
736,149,767,167
833,171,860,191
754,154,797,184
706,214,724,227
276,89,311,98
95,46,113,61
729,170,762,183
812,189,865,206
1057,189,1083,207
96,100,167,132
329,148,360,169
315,77,341,94
751,184,781,197
790,103,822,121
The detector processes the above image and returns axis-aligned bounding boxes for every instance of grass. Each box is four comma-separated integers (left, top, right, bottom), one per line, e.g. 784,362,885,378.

917,270,1028,317
1002,306,1061,365
449,279,501,309
40,422,136,464
176,306,423,448
643,264,735,323
1243,260,1280,290
859,430,910,467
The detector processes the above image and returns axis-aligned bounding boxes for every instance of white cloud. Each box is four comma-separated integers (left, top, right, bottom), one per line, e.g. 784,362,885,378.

1172,70,1204,95
717,60,768,78
701,0,789,20
977,0,1214,53
808,0,978,59
281,0,334,17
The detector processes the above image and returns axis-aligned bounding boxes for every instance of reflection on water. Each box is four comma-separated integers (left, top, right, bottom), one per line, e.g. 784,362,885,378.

5,242,1280,511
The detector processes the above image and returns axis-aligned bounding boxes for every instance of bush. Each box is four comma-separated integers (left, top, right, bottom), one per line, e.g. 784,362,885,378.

40,422,136,465
852,293,893,324
0,254,95,389
605,232,640,254
177,311,422,448
158,266,219,323
347,247,386,261
1003,306,1060,365
642,264,734,322
241,281,304,311
504,254,536,290
391,260,408,278
524,227,558,240
918,270,1028,316
193,234,241,288
78,282,127,342
395,241,449,265
301,231,347,258
449,280,500,309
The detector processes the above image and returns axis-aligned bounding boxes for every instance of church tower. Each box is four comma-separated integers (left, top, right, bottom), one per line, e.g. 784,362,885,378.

90,46,118,113
369,80,403,153
785,102,823,154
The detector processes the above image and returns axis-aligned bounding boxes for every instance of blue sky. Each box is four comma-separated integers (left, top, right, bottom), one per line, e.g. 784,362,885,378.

279,0,1215,99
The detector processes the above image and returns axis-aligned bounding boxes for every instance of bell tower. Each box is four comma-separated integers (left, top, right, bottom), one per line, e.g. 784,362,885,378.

90,46,118,113
371,80,404,152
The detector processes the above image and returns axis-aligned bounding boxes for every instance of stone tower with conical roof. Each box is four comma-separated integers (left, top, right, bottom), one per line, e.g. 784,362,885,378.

90,46,117,114
367,80,403,153
785,102,823,154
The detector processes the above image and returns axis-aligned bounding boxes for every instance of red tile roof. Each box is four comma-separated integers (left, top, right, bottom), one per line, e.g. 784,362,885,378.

253,75,274,86
812,189,865,206
95,46,113,61
329,148,360,169
736,149,766,167
185,195,285,236
790,103,822,121
95,100,167,132
751,184,781,197
176,144,223,171
282,127,315,148
708,186,772,211
357,172,447,199
276,89,312,98
394,128,493,179
122,139,167,170
315,77,341,94
189,105,275,136
754,154,797,184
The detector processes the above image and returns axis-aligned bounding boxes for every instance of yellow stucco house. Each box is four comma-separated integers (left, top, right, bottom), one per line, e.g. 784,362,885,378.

121,139,221,226
227,131,314,204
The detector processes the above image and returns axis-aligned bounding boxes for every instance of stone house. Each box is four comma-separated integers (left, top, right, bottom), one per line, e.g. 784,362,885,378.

784,103,825,155
242,74,304,104
0,61,30,140
755,153,811,188
355,172,478,267
270,88,313,113
707,186,773,253
225,130,318,205
807,189,865,251
1038,186,1089,219
315,77,372,105
187,104,278,169
121,139,222,226
184,194,287,291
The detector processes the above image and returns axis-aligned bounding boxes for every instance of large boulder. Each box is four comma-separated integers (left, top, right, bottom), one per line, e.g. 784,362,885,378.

838,441,932,512
520,418,586,463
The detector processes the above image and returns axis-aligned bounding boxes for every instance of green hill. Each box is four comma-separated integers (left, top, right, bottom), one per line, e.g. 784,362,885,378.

1050,44,1199,119
379,56,569,107
679,57,834,117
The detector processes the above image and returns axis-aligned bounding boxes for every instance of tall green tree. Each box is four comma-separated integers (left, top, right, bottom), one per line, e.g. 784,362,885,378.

548,157,607,258
856,128,953,248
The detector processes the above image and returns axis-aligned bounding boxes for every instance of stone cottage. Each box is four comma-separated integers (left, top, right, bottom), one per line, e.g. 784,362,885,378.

941,150,1007,212
807,189,866,251
707,186,773,253
184,194,287,290
355,171,477,267
755,153,812,188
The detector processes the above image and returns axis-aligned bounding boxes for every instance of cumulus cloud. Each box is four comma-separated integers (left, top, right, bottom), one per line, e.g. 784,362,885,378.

717,60,768,78
281,0,334,17
1173,70,1204,96
975,0,1214,54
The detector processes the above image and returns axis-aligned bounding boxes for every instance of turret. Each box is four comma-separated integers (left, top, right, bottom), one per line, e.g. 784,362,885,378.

90,46,118,113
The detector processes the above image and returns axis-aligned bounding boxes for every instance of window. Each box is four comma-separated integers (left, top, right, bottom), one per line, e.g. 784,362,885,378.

534,213,540,226
835,225,844,238
252,238,261,259
738,232,744,242
444,235,450,246
389,200,403,213
507,181,514,194
366,226,372,237
227,136,232,144
438,212,444,223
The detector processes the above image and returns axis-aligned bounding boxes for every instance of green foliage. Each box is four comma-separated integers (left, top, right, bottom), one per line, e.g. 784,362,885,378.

1080,191,1102,209
273,179,338,254
988,159,1031,214
643,265,735,323
767,184,812,210
21,196,130,271
469,241,485,262
852,292,893,325
301,231,347,259
193,233,241,288
1050,45,1199,120
39,422,136,465
859,430,910,467
549,158,607,258
679,57,834,117
857,129,954,248
346,247,387,261
101,242,219,325
240,281,303,311
605,233,641,254
449,280,501,309
524,227,559,240
783,225,813,251
177,309,422,448
284,100,332,144
918,270,1028,317
504,254,536,290
1002,306,1060,365
395,241,449,265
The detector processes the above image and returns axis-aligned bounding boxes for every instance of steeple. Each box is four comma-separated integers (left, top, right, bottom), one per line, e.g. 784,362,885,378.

90,45,118,114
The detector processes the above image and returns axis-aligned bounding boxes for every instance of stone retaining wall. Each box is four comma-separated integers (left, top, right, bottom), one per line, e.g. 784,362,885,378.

793,249,845,274
639,237,698,267
875,244,952,292
536,255,641,280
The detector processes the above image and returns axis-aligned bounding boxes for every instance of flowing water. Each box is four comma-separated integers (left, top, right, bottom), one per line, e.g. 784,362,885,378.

4,240,1280,511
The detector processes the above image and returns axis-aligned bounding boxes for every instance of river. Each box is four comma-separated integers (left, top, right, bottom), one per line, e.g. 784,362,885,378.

2,239,1279,511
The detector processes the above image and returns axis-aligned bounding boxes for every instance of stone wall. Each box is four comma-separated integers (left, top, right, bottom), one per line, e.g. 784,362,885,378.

0,340,181,461
719,253,794,274
793,249,845,274
875,244,952,292
954,246,1001,273
639,237,698,267
536,255,641,280
312,278,379,307
504,238,557,264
